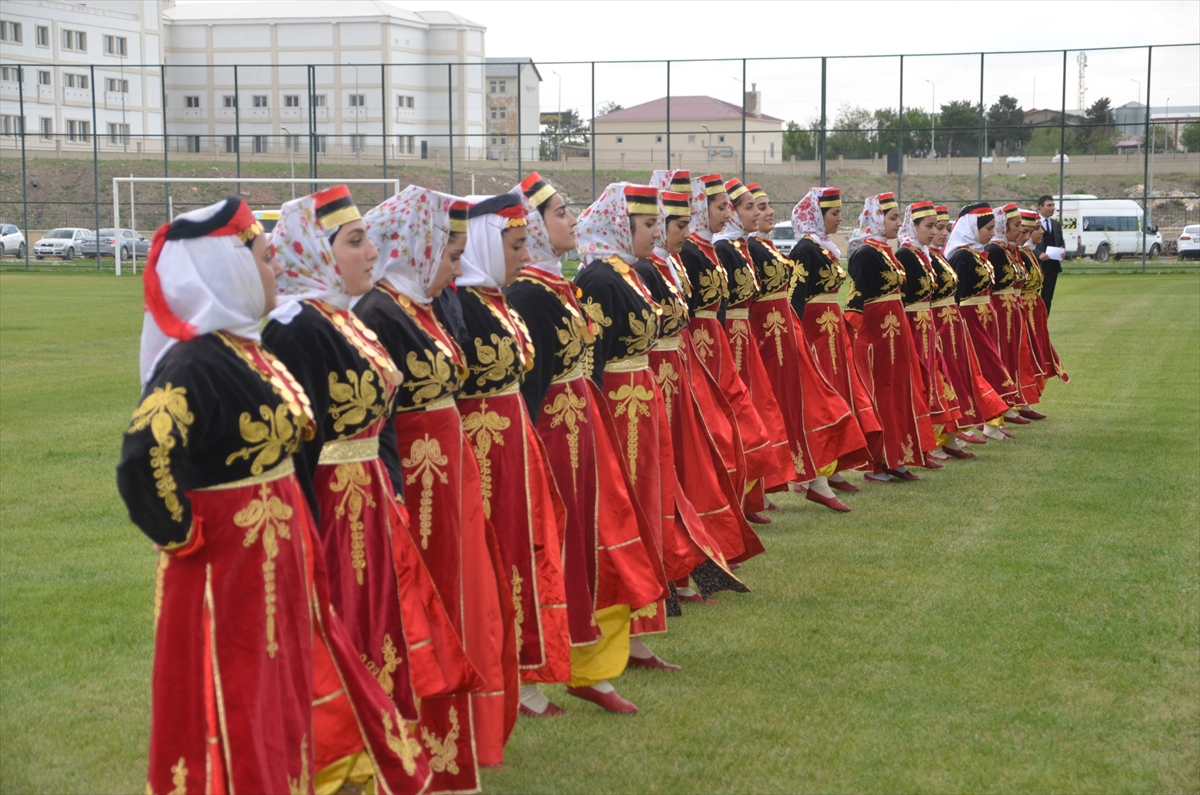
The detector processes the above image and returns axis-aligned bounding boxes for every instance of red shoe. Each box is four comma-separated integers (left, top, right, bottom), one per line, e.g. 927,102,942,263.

791,481,808,493
764,498,782,512
626,653,682,671
519,701,566,718
941,447,976,459
863,472,893,483
922,457,944,469
1019,408,1047,420
828,478,860,493
567,685,639,713
1005,413,1032,425
805,489,851,513
745,512,772,525
885,468,922,482
957,431,987,444
677,592,717,603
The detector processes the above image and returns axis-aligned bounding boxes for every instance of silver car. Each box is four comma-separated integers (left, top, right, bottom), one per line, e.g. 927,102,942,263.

34,228,91,260
82,228,151,259
0,224,25,258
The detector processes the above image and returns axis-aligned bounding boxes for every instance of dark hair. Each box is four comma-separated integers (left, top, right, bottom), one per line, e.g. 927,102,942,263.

707,193,725,206
1037,195,1054,207
537,191,560,218
448,231,465,242
820,205,837,216
731,192,751,209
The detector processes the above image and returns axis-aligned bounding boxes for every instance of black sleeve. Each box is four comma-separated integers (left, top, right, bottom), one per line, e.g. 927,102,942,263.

950,250,980,302
574,264,619,387
505,281,557,422
845,247,873,314
787,241,816,319
678,244,712,313
432,287,470,351
377,415,405,502
895,247,923,304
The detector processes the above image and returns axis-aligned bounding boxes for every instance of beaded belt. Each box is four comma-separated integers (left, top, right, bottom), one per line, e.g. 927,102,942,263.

757,290,789,301
468,382,521,398
694,310,720,319
198,457,295,491
993,287,1020,296
725,308,750,319
864,293,902,305
807,292,840,304
904,301,932,313
552,359,586,384
931,297,957,308
318,436,379,465
604,355,649,373
654,335,682,352
959,295,992,306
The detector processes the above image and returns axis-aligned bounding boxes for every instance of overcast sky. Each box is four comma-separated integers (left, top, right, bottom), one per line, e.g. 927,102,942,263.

179,0,1200,124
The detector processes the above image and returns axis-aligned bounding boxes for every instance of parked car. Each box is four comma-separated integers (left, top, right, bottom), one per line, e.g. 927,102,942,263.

1052,153,1070,163
82,228,151,259
1006,156,1027,164
1178,225,1200,260
771,221,797,255
1054,195,1163,261
0,224,25,258
980,156,994,163
254,210,280,233
34,228,91,260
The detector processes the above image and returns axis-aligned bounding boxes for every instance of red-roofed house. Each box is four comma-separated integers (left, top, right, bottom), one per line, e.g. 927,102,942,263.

591,87,783,170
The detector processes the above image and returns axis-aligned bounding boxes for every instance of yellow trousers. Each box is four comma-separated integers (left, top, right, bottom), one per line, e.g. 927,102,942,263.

816,459,838,478
569,604,631,687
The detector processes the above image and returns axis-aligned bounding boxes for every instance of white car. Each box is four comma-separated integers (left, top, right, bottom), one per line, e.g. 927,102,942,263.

0,224,25,258
771,221,797,256
1178,225,1200,260
1052,153,1070,164
1006,156,1027,164
34,227,91,261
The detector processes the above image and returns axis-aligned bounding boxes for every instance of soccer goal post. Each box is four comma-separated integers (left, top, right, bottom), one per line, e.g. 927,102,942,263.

110,177,401,276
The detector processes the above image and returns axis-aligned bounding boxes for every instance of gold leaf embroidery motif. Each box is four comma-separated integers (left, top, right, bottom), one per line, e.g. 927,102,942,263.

329,462,375,585
760,253,790,294
900,434,915,466
846,278,862,305
421,705,461,775
543,389,588,488
976,303,993,329
816,308,840,374
170,757,187,795
130,383,195,522
235,483,294,658
153,553,169,632
361,634,402,697
691,327,715,363
762,309,788,367
226,404,298,475
654,360,680,424
791,450,808,477
619,309,657,356
382,709,421,776
461,400,511,518
999,293,1020,342
728,320,750,372
403,435,449,550
404,350,456,406
580,298,612,334
327,370,384,433
880,313,902,364
510,565,525,656
607,384,655,481
937,306,958,358
697,270,723,305
631,601,658,620
287,735,309,795
470,334,517,387
914,310,933,357
731,263,758,304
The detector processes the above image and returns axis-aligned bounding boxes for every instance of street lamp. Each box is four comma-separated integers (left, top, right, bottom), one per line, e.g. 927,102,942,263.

702,123,712,165
925,79,936,158
551,70,561,160
280,125,295,198
1129,78,1140,106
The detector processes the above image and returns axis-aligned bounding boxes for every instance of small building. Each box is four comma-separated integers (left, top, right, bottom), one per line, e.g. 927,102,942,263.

484,57,539,162
591,87,783,170
1023,108,1085,127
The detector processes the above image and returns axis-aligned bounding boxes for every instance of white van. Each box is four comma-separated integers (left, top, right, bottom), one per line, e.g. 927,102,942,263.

1055,195,1163,262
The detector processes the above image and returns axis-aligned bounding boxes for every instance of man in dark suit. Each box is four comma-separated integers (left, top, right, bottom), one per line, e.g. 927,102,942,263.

1033,194,1064,314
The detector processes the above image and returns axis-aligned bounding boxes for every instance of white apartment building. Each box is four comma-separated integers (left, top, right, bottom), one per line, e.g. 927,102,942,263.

161,1,487,161
0,0,169,156
484,58,540,162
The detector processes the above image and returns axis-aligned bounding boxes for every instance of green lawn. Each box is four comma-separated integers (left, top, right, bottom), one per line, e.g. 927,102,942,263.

1,273,1197,794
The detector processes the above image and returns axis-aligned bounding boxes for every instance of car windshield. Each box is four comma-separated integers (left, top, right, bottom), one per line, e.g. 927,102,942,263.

46,229,75,239
771,227,793,240
1185,226,1200,235
259,218,278,233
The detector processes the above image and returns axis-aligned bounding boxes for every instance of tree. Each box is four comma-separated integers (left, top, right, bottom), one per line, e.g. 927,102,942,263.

782,119,818,161
1181,122,1200,152
875,107,933,158
596,101,623,117
1080,97,1116,152
826,104,875,159
986,94,1028,155
540,108,589,160
938,100,982,157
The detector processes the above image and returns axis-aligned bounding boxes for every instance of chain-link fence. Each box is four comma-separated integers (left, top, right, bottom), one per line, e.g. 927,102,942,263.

1,44,1197,270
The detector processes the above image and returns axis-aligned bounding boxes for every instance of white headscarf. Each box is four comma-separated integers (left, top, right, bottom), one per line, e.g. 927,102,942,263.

991,206,1010,244
509,181,562,278
575,183,637,266
458,194,513,288
943,209,991,259
898,203,929,257
270,191,352,323
792,187,841,259
139,198,265,384
364,185,462,304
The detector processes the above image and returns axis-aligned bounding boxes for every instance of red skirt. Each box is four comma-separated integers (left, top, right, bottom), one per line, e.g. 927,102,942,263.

904,306,962,429
391,404,519,778
959,296,1020,406
931,301,1009,425
751,295,869,475
535,374,665,644
724,309,797,489
848,295,937,468
149,463,431,795
1023,293,1069,387
992,291,1041,406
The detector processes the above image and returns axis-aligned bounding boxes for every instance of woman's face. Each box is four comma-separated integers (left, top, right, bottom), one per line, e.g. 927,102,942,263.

823,206,842,235
541,193,577,255
883,207,901,240
756,197,775,232
978,219,996,244
252,233,283,314
735,195,760,234
1006,216,1023,243
932,219,949,249
630,215,658,259
1018,226,1032,245
708,194,731,233
330,219,378,297
429,233,466,297
665,217,690,254
915,215,937,246
1030,224,1044,245
501,226,531,286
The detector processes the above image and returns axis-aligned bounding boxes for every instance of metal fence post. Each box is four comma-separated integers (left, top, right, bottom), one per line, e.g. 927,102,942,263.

517,61,522,180
18,65,29,270
1142,46,1153,272
977,53,985,202
897,54,905,204
307,65,317,191
1058,51,1067,230
819,57,827,186
591,61,596,202
740,59,747,182
91,64,101,270
447,63,454,195
234,64,241,194
161,64,170,224
665,60,671,170
381,63,388,201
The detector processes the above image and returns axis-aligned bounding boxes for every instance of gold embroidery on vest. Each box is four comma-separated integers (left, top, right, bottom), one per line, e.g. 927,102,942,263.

731,263,758,303
543,389,588,488
470,334,517,387
880,313,902,364
461,400,510,518
761,253,789,294
235,483,294,657
329,462,375,585
697,269,723,305
510,565,525,656
226,404,298,475
170,757,187,795
287,735,309,795
130,384,195,523
654,360,679,424
580,298,612,334
620,309,657,355
421,705,461,775
382,709,421,776
328,370,384,433
608,384,655,481
403,435,449,550
762,309,788,367
816,308,840,374
404,350,456,405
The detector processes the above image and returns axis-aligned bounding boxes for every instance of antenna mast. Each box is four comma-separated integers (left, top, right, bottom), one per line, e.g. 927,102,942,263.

1076,52,1088,110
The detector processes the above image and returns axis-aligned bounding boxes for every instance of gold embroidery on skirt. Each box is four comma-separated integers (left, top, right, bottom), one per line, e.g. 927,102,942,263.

403,435,449,550
631,601,659,620
153,553,169,632
816,308,840,374
510,565,525,655
691,327,715,362
607,384,655,481
170,757,187,795
361,634,401,697
287,735,308,795
654,361,680,424
461,400,511,518
421,706,461,775
329,462,375,585
234,483,294,658
382,709,421,776
880,313,902,364
130,383,194,522
900,434,915,466
937,306,958,358
728,320,749,372
543,389,588,488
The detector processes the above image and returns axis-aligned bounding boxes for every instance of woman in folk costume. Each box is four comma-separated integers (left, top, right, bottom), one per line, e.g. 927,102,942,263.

503,174,667,715
712,177,796,506
744,184,869,512
927,205,1008,452
450,192,574,718
357,187,517,785
845,192,938,481
264,186,480,789
117,197,431,795
641,170,759,593
985,203,1040,425
1018,209,1069,401
945,203,1018,441
895,201,964,468
789,187,886,485
573,183,686,679
677,174,793,522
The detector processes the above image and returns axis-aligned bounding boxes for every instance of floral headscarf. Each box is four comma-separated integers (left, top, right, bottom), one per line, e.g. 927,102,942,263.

364,185,462,304
792,187,841,259
689,174,724,243
898,203,928,256
990,206,1009,244
271,192,351,317
855,194,890,242
509,180,561,277
576,182,636,266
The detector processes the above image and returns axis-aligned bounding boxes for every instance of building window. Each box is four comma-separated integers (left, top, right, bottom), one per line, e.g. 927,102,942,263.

62,29,86,51
314,135,327,154
490,80,506,94
397,95,414,108
688,134,696,144
252,95,268,108
65,73,88,89
224,136,238,153
616,136,623,144
490,136,497,145
655,135,663,143
67,120,90,141
499,109,506,119
349,94,365,107
104,35,127,56
313,95,326,107
717,134,726,143
223,95,236,108
284,95,300,107
105,78,129,93
351,134,366,152
253,135,267,153
0,115,24,136
500,136,507,145
286,135,300,153
404,135,414,154
769,142,775,158
107,123,130,145
38,70,50,85
185,135,201,153
185,95,200,108
36,25,48,47
0,66,16,82
1,21,22,43
40,117,52,139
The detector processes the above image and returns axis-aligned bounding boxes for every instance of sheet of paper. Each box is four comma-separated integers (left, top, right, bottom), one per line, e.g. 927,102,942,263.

1046,246,1065,260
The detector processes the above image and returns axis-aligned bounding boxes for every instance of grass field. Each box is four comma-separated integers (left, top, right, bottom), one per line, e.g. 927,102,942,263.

1,273,1197,794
